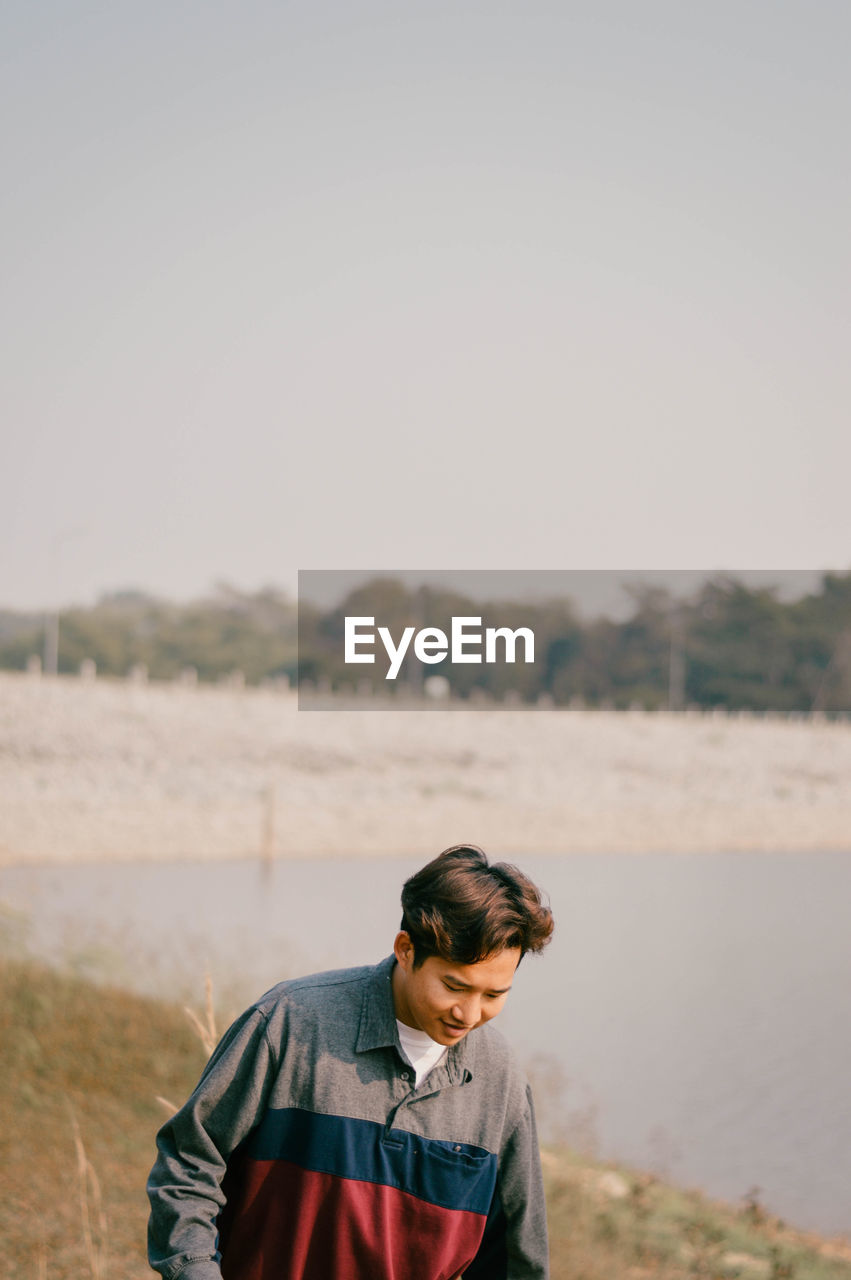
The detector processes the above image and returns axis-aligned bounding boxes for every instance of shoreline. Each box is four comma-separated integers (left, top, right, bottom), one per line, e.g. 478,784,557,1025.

1,672,850,866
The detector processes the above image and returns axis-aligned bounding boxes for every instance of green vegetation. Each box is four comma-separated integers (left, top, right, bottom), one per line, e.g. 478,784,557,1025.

303,573,851,713
3,959,850,1279
0,586,298,685
4,574,851,713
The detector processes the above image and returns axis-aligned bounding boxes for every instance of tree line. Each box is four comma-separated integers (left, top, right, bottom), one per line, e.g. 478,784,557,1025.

298,572,851,714
0,586,297,686
2,573,850,714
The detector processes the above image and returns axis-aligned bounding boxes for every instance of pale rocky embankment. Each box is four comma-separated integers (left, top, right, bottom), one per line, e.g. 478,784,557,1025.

0,671,849,865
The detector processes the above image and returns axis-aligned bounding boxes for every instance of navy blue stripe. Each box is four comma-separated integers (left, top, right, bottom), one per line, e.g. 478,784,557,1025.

242,1108,497,1216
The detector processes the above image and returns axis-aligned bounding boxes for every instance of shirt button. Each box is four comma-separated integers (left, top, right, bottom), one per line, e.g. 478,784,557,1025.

400,1071,409,1080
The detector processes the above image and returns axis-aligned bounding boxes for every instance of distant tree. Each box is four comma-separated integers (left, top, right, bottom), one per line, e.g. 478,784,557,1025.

685,578,801,711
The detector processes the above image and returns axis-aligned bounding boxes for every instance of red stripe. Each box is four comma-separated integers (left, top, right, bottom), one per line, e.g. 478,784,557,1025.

219,1157,486,1280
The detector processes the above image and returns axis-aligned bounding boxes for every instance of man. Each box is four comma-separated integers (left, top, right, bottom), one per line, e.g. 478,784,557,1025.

147,844,554,1279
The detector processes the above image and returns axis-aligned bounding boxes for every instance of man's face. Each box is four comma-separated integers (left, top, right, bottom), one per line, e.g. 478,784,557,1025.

392,931,521,1047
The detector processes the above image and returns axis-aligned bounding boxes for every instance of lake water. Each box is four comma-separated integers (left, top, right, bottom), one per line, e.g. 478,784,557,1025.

2,851,850,1239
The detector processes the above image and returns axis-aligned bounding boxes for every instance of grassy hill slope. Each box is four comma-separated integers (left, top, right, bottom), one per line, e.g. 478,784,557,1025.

2,959,849,1280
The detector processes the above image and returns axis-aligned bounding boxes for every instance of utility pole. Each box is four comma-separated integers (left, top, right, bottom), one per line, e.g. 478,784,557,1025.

668,606,686,711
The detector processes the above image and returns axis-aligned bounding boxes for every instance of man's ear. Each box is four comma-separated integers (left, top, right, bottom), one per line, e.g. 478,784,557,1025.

393,931,415,971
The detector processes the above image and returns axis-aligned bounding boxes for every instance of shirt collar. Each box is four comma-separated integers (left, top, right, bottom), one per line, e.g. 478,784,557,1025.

355,955,399,1052
355,954,474,1082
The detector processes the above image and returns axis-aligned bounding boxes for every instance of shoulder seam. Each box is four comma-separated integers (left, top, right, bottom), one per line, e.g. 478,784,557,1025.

284,970,368,992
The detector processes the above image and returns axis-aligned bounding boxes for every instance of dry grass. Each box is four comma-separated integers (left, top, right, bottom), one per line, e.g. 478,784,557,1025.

0,957,199,1279
69,1109,108,1279
183,973,218,1057
543,1150,851,1280
156,974,219,1118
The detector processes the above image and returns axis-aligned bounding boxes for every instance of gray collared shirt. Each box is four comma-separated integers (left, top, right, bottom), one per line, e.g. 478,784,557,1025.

148,956,549,1280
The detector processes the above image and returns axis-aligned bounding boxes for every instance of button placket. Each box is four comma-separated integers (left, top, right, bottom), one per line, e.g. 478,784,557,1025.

383,1054,466,1142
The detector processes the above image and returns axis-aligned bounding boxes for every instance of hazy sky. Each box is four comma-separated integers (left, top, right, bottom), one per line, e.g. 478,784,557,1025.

3,2,849,609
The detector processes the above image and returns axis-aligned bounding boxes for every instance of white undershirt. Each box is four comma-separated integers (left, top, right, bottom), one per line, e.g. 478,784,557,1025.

396,1020,448,1086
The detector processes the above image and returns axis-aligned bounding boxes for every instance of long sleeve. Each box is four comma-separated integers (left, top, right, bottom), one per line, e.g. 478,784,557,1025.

147,1007,278,1280
464,1083,549,1280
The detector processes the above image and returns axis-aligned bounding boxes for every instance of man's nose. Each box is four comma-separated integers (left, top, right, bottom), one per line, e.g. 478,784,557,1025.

451,996,480,1026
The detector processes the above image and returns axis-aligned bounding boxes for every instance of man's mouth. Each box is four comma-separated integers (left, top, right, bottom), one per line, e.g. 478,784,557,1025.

441,1020,471,1038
